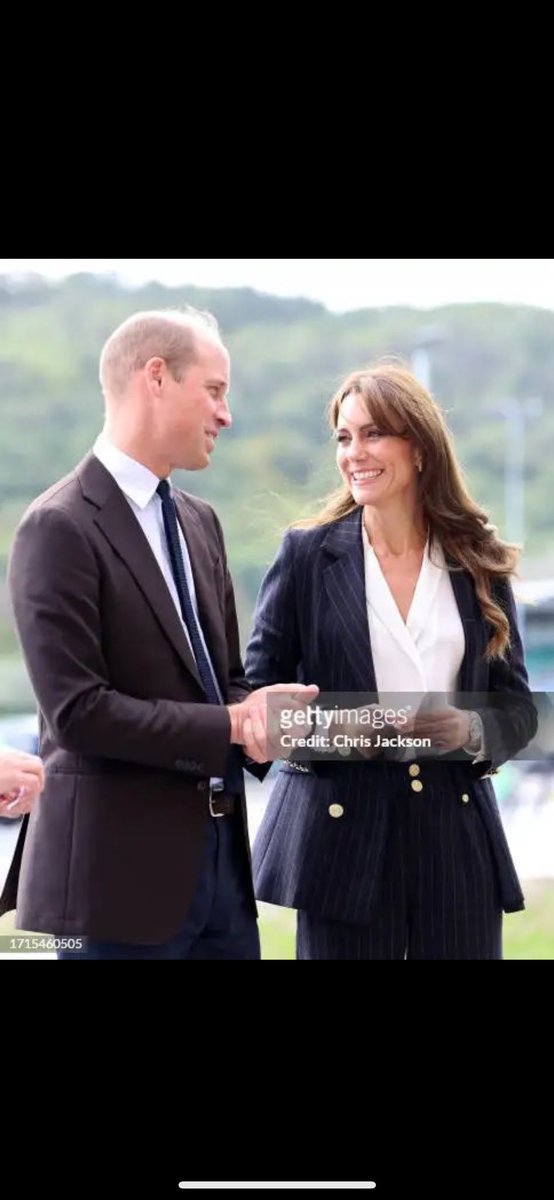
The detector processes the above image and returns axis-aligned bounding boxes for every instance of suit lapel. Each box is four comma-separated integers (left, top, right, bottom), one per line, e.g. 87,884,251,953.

321,509,378,693
174,492,229,696
447,560,488,690
77,454,204,689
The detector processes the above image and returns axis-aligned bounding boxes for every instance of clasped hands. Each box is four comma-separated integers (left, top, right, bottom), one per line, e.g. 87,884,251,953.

0,748,45,819
227,683,319,763
230,697,473,762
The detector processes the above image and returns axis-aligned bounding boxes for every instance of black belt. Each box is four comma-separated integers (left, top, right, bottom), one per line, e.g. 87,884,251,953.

208,788,236,818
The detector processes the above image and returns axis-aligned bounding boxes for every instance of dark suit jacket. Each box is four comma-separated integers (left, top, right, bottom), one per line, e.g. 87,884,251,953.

245,509,538,920
0,453,254,942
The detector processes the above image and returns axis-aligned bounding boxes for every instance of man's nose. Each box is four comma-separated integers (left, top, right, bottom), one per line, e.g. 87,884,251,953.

217,398,232,429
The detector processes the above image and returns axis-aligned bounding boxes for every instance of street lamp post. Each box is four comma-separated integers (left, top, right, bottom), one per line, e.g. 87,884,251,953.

411,345,432,391
411,324,446,392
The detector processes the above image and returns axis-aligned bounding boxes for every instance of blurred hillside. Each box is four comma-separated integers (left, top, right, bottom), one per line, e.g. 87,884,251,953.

0,273,553,704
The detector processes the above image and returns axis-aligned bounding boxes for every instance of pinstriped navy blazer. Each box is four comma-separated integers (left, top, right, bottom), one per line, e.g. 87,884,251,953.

245,509,537,921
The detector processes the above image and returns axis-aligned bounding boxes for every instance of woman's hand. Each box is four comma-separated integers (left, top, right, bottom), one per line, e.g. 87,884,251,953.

396,705,472,753
325,704,387,759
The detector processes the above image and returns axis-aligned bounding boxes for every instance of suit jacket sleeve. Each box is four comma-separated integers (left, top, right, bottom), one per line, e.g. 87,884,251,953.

8,504,233,775
475,577,538,774
245,531,301,687
242,532,303,780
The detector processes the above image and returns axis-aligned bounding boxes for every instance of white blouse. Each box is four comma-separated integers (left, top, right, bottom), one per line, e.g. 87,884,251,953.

362,528,468,759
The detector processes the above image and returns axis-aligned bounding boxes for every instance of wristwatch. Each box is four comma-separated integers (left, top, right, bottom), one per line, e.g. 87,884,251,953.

466,710,483,752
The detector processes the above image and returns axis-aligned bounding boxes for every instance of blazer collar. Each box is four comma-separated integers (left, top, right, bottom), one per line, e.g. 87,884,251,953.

446,558,488,690
173,490,228,695
321,509,378,693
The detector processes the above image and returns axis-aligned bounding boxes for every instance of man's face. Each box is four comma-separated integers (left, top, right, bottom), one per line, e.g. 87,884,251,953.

161,335,232,471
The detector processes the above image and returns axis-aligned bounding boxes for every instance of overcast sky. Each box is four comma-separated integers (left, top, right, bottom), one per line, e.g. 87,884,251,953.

1,258,553,314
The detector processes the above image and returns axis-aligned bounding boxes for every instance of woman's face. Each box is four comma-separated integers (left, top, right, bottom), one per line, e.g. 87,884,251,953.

335,390,420,509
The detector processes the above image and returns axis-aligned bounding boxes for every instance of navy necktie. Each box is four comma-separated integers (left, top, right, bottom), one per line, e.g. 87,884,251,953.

156,479,243,794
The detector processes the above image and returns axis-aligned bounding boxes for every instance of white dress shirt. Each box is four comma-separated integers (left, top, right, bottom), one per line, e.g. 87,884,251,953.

93,432,225,784
362,527,483,760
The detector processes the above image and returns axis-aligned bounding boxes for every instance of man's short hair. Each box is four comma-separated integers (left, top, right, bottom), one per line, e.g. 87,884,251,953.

99,307,220,397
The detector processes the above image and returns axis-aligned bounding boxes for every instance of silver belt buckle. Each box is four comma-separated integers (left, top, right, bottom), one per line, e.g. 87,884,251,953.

208,787,224,818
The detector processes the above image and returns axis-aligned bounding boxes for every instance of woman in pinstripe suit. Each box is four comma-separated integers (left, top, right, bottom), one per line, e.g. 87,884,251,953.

245,363,537,960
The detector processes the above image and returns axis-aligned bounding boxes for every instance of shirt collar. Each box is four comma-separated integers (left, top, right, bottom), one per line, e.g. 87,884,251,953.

93,432,168,509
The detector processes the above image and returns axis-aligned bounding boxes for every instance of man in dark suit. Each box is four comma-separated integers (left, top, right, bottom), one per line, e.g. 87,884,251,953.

1,307,316,959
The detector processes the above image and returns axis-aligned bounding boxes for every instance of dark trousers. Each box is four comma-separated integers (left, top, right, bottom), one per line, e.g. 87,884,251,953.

58,813,260,960
297,766,503,960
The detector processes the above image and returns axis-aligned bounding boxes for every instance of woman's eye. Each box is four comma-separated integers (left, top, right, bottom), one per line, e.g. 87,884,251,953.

335,430,385,444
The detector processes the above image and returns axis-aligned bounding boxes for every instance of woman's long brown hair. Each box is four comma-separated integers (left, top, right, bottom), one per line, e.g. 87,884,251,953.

293,363,519,658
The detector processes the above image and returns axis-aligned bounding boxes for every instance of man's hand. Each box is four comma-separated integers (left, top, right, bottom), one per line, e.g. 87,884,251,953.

227,683,319,764
0,748,45,818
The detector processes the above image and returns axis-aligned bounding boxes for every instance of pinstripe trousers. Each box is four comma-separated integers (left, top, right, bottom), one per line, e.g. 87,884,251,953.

296,763,503,960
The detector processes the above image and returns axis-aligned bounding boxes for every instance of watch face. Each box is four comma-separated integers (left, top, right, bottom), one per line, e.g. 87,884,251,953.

469,712,481,746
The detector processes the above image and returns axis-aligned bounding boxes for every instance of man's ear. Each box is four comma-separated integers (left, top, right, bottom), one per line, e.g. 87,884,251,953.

144,356,166,392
